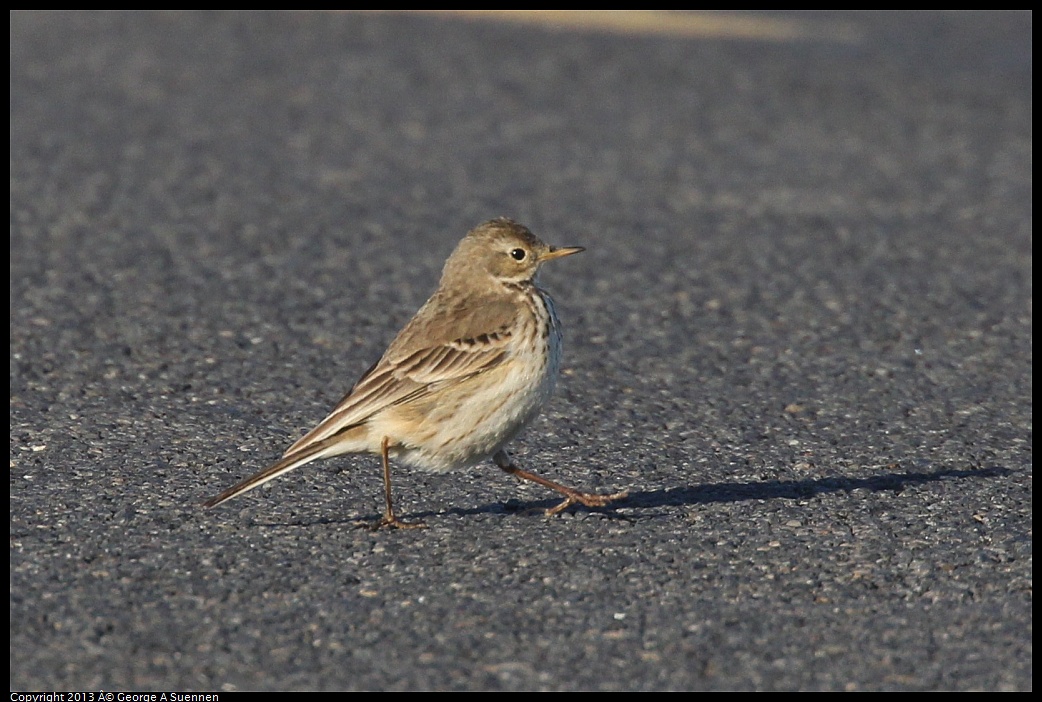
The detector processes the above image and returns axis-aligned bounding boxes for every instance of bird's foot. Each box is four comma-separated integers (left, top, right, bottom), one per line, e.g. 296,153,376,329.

545,489,629,516
355,513,427,530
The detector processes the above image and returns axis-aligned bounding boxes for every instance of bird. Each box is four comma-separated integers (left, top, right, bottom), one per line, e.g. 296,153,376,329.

203,217,627,528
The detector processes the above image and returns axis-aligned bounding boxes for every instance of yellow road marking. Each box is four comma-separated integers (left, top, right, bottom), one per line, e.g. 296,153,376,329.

361,10,860,43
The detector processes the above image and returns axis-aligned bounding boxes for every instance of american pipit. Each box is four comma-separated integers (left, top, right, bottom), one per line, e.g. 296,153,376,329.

203,217,627,528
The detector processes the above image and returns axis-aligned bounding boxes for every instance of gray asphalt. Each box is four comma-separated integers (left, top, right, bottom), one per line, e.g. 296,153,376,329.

10,11,1031,691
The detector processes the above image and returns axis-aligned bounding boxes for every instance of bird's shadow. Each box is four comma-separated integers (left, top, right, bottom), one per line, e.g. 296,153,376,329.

251,465,1013,528
610,464,1013,512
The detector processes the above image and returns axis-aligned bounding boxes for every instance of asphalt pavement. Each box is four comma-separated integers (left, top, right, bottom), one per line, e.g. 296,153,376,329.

10,11,1031,691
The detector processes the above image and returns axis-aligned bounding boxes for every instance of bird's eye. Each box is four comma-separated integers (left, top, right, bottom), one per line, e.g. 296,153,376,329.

510,248,527,261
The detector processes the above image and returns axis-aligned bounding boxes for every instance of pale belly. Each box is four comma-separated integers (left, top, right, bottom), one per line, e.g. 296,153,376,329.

367,285,565,472
375,310,562,471
369,352,558,472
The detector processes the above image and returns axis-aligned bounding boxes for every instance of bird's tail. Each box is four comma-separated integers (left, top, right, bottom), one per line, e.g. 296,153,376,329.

202,437,342,509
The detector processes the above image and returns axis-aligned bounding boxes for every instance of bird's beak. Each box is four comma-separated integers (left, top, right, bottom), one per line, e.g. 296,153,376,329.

541,245,585,261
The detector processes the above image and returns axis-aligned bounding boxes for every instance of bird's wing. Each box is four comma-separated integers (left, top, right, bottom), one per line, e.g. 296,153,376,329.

282,294,518,455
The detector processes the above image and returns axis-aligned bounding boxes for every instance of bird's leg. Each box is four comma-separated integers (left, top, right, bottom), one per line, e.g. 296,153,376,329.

493,450,628,516
372,437,426,530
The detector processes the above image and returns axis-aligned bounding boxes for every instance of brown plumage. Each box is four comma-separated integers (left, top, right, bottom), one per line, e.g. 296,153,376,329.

203,218,626,527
